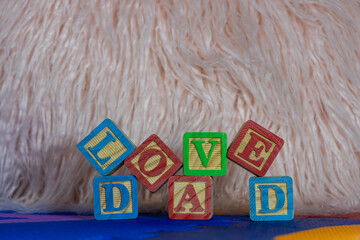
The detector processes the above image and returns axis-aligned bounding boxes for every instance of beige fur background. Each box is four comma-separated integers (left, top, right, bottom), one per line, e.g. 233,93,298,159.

1,0,360,216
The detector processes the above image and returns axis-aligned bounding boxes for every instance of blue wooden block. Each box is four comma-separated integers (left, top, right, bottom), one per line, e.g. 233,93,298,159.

93,175,138,220
249,176,293,221
77,119,135,176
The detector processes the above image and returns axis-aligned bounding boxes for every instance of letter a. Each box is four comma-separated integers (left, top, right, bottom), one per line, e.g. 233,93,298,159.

174,184,204,212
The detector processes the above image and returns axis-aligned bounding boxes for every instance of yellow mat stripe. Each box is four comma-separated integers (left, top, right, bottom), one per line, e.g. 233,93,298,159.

275,224,360,240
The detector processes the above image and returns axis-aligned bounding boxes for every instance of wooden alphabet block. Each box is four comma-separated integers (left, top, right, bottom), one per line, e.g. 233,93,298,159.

168,176,213,220
124,134,182,192
183,132,227,176
77,119,135,176
249,176,293,221
227,120,284,176
93,175,138,220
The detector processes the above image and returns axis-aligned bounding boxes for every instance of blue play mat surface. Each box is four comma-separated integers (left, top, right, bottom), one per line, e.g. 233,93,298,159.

0,213,360,239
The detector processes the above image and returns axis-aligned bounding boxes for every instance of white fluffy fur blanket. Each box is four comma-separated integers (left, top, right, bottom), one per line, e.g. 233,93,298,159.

1,0,360,217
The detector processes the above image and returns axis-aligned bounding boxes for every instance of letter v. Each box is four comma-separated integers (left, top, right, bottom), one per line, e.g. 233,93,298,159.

191,140,219,168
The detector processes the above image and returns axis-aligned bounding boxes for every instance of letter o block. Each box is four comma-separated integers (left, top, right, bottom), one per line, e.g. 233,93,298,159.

227,120,284,176
93,175,138,220
168,176,213,220
77,119,135,176
249,176,293,221
124,134,182,192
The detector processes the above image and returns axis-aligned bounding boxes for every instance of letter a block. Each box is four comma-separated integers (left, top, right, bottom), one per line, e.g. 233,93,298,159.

227,120,284,176
77,119,135,176
93,175,138,220
249,176,293,221
168,176,213,220
124,134,182,192
183,132,227,176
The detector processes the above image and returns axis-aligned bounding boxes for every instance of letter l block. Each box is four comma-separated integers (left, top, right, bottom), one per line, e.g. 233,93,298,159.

77,119,135,176
249,176,293,221
93,175,138,220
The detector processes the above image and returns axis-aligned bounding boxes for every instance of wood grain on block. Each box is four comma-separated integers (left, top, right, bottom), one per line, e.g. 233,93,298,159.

124,134,182,192
227,120,284,176
183,132,227,176
77,119,135,176
249,176,293,221
93,175,138,220
168,176,213,220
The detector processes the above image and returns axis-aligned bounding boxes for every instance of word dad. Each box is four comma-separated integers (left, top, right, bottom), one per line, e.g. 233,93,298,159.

77,119,292,221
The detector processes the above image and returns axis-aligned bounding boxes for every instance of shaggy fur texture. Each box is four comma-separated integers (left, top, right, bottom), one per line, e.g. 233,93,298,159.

1,0,360,216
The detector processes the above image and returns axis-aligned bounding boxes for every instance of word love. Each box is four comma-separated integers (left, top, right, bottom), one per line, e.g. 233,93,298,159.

77,119,292,221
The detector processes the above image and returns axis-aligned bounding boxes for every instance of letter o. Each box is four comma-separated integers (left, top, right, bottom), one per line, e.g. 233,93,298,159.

138,149,167,177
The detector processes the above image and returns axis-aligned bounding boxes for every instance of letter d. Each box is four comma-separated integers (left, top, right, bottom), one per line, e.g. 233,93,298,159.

258,185,285,213
102,183,130,212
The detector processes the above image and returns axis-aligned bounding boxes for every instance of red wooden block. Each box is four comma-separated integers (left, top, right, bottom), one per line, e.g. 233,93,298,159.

124,134,182,192
168,176,212,220
227,120,284,176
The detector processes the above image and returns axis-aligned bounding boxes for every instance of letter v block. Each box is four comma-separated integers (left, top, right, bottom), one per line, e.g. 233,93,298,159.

183,132,227,176
227,120,284,176
168,176,213,220
77,119,135,176
93,175,138,220
249,176,293,221
124,134,182,192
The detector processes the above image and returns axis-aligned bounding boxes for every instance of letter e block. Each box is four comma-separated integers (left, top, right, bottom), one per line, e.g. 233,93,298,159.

183,132,227,176
93,175,138,220
77,119,135,176
249,176,293,221
168,176,212,220
227,120,284,176
124,134,182,192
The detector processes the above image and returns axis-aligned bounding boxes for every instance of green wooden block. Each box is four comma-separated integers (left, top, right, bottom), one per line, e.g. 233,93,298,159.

183,132,227,176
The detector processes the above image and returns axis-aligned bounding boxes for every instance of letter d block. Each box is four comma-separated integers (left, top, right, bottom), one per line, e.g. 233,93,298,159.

168,176,213,220
183,132,227,176
93,175,138,220
77,119,135,176
227,120,284,176
249,176,293,221
124,134,182,192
